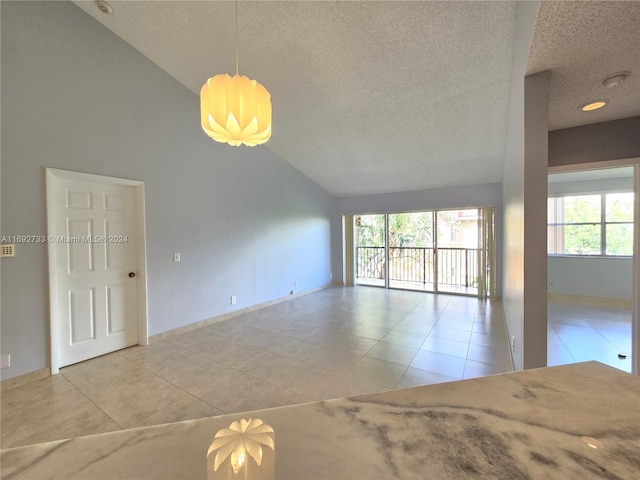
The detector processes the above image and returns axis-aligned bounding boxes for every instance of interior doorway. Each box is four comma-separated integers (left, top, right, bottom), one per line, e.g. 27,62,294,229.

547,162,638,373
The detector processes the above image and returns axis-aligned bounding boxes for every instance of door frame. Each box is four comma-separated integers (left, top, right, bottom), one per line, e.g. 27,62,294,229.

46,168,149,374
548,157,640,375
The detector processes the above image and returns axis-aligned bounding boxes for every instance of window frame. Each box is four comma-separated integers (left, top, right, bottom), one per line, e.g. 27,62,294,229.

548,191,634,258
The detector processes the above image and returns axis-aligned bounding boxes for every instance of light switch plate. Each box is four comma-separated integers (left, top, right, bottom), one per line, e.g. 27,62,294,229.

1,354,11,369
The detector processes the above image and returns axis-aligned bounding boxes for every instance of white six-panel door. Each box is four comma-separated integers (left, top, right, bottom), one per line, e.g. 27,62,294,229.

47,170,145,370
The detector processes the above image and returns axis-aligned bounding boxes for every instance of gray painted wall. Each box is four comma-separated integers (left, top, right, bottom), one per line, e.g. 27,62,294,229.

522,70,549,370
549,117,640,167
501,1,541,372
337,182,504,296
1,1,337,380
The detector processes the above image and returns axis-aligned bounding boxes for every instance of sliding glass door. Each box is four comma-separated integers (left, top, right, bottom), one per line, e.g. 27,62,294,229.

353,207,496,298
436,209,480,295
355,214,386,287
388,212,434,290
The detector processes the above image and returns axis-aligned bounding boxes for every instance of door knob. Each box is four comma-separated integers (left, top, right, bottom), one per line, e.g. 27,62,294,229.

128,272,136,278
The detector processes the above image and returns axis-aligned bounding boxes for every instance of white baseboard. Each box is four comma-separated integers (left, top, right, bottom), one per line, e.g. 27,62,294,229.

548,293,632,309
149,284,332,343
1,367,51,392
1,285,335,384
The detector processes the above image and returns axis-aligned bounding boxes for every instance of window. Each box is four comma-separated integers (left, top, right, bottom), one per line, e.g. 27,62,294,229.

548,192,634,256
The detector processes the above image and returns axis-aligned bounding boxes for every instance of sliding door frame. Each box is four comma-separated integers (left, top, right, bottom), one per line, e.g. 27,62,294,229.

350,206,496,298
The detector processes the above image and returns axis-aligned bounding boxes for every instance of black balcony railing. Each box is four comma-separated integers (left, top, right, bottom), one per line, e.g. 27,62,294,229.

356,246,479,290
356,246,386,280
436,247,479,289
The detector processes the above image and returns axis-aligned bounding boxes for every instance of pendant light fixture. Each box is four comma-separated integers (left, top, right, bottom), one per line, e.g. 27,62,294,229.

200,0,272,147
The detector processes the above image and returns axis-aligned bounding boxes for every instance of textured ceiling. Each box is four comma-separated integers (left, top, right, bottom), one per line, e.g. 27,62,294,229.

71,1,639,198
72,0,516,197
528,1,640,131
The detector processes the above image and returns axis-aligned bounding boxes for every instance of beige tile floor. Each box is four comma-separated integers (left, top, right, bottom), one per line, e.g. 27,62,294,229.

548,297,632,372
1,287,512,449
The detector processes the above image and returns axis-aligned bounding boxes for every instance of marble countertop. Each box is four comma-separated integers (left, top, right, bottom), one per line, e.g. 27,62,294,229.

2,361,639,479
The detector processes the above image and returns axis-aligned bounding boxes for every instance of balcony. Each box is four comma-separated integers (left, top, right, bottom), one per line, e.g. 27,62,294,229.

356,246,479,295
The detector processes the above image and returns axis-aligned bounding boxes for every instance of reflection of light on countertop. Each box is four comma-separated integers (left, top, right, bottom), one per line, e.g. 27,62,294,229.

207,418,275,480
581,436,604,450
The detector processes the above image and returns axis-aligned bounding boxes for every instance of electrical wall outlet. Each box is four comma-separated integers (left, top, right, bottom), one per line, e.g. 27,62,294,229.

1,354,11,369
230,295,237,305
173,252,181,263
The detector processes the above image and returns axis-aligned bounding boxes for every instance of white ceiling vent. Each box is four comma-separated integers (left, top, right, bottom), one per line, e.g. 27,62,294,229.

603,72,629,89
96,1,112,15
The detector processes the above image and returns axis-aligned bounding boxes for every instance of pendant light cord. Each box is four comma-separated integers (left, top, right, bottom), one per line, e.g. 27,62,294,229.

235,0,239,75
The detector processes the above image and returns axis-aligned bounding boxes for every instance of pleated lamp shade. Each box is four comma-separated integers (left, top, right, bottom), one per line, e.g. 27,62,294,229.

200,73,272,147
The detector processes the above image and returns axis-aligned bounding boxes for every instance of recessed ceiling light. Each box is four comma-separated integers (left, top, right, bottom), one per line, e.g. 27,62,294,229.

96,1,112,15
580,100,607,112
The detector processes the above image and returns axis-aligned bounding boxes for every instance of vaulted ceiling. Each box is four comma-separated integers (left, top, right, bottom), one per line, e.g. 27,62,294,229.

72,1,640,198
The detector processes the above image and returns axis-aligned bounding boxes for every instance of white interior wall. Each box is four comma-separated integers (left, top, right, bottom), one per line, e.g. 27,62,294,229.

548,177,633,195
548,257,632,300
